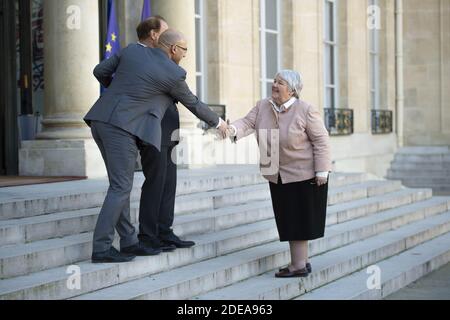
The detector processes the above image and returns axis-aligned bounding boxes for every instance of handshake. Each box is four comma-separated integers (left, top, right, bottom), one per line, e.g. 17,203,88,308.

216,118,236,141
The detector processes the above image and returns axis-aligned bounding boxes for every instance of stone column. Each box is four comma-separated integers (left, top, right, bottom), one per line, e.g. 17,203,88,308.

19,0,106,177
291,0,323,108
117,0,142,48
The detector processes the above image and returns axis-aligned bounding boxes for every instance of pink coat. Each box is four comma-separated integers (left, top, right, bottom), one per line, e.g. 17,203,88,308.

232,98,332,184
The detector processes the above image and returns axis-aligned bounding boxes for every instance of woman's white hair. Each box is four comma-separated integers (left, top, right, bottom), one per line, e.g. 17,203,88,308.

276,70,303,98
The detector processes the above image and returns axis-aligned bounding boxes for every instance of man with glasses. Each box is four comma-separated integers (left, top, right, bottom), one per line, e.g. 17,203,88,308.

136,23,201,252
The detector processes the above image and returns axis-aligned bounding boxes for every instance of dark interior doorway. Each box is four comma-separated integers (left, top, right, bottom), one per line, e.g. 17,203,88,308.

0,0,19,175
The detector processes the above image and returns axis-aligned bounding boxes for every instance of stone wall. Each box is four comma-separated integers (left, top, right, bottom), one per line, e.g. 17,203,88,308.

403,0,450,146
111,0,450,176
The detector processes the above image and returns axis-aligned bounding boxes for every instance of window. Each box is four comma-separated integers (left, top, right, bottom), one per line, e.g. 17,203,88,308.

369,0,380,109
195,0,207,100
324,0,338,109
260,0,281,98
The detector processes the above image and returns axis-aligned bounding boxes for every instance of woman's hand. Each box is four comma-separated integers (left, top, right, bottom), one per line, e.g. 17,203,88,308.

315,176,328,186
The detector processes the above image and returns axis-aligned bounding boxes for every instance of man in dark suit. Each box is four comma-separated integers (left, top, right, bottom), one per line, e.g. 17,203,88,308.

135,19,197,251
84,28,228,263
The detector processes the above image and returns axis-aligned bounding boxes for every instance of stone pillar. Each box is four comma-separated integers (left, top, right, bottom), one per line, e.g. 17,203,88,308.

117,0,142,48
395,0,404,147
19,0,106,177
291,0,323,108
345,0,371,133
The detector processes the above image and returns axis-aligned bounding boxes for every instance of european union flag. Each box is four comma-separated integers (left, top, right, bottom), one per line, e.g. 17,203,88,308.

141,0,152,21
104,0,120,60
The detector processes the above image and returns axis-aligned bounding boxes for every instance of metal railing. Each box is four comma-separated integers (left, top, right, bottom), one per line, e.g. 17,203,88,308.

324,108,354,136
371,109,393,134
200,104,226,130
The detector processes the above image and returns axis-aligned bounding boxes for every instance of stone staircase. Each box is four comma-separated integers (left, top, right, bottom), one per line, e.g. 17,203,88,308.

0,165,450,300
387,146,450,195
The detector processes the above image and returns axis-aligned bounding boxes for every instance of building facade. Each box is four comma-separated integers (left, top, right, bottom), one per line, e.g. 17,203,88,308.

1,0,449,178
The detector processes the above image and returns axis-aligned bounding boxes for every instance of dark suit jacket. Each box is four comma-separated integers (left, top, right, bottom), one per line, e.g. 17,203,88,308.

161,103,180,147
84,44,218,151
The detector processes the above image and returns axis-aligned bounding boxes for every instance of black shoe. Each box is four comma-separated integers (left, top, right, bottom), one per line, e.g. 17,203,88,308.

275,267,309,278
121,243,162,256
279,263,312,274
160,233,195,248
156,239,177,252
92,247,136,263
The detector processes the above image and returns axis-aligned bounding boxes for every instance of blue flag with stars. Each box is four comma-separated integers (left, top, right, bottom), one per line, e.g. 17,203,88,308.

104,0,120,60
141,0,151,21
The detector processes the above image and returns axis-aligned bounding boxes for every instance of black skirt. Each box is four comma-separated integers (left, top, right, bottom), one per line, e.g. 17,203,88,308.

269,176,328,241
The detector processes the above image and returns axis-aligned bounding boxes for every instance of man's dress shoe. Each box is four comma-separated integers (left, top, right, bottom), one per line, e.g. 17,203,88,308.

92,247,136,263
121,243,162,256
160,233,195,248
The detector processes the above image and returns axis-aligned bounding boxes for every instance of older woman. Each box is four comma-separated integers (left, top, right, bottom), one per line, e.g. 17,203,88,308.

228,70,332,278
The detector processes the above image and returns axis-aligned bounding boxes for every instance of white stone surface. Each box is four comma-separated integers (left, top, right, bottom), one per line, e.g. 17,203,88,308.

299,233,450,300
1,168,449,300
19,139,106,178
193,212,450,300
67,199,450,299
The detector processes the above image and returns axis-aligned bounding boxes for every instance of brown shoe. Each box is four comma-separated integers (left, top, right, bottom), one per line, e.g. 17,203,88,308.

279,263,312,273
275,267,309,278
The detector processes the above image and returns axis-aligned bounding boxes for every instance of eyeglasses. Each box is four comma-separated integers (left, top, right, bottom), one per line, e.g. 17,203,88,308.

160,41,188,53
174,44,188,52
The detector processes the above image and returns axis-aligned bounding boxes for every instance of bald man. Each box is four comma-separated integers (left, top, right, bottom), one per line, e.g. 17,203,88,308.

137,29,208,252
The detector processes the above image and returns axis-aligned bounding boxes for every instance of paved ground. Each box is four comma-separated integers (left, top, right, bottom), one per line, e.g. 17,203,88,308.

384,261,450,300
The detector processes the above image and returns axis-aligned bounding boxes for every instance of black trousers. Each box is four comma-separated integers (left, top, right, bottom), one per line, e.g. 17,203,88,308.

138,144,177,244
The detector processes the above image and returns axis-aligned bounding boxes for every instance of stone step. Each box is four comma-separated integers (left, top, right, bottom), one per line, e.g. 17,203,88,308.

390,162,450,171
0,170,365,221
393,154,450,163
0,199,273,248
192,211,450,300
0,186,430,278
0,183,270,247
0,191,444,299
69,197,450,300
0,171,260,221
0,218,278,283
388,175,450,188
396,146,450,155
387,168,450,178
0,179,402,247
386,174,450,184
297,232,450,300
0,180,403,279
325,188,432,226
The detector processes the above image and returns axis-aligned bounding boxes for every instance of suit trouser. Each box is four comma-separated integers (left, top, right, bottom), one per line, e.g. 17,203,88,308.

138,144,177,243
90,121,139,253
